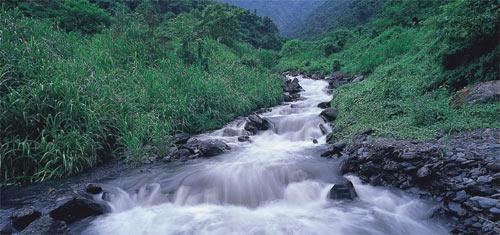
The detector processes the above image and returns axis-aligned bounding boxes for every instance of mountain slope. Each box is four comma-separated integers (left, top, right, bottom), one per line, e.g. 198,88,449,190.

217,0,326,37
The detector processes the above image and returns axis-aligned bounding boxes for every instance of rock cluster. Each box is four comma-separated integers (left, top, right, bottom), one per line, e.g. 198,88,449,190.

165,138,231,161
328,72,364,89
1,184,110,234
282,76,303,102
327,128,500,234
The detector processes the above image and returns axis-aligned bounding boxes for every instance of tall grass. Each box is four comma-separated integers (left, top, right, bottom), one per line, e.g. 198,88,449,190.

0,10,282,183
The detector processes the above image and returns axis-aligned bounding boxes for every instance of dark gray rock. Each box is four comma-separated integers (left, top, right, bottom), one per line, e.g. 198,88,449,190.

317,101,331,109
469,196,498,209
222,128,240,137
19,215,67,235
329,179,358,200
319,108,338,122
352,75,364,82
321,141,346,157
197,139,230,157
466,80,500,104
49,197,108,224
85,183,103,195
283,92,301,102
10,207,41,231
283,78,303,93
244,114,269,134
447,202,466,216
172,133,190,145
238,136,250,142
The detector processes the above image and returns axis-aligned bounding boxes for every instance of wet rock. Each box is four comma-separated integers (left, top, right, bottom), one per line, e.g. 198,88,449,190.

172,132,190,145
447,202,466,216
321,141,346,157
329,179,358,200
331,71,345,81
20,215,67,235
469,196,498,209
244,114,270,134
49,197,108,223
283,92,301,102
465,184,496,196
222,128,240,137
85,183,103,195
319,108,338,122
238,136,250,142
317,101,331,109
10,207,41,231
310,74,324,80
319,123,329,135
283,78,303,94
415,165,432,182
196,139,230,157
466,80,500,104
312,139,318,144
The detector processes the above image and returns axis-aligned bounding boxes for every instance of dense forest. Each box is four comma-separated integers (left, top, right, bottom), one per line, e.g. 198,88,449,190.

0,0,283,183
278,0,499,140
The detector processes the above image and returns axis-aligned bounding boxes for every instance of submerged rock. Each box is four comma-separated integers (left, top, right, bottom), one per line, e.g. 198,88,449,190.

321,141,346,157
317,101,331,109
329,179,358,200
238,136,250,142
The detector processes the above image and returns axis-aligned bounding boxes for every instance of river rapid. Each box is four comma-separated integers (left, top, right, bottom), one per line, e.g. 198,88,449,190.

79,76,449,235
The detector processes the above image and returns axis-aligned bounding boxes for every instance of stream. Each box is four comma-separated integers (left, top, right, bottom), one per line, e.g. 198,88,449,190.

77,76,449,234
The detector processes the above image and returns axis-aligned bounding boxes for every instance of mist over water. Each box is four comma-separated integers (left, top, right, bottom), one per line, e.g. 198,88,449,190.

82,76,448,235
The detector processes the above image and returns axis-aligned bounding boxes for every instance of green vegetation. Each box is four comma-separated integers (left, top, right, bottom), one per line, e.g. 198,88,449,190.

278,0,499,140
0,0,282,183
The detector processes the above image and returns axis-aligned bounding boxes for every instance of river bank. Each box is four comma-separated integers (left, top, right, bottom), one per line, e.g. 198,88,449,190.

1,75,451,234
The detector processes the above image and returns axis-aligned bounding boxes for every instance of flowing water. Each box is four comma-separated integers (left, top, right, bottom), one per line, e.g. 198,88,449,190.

81,76,449,235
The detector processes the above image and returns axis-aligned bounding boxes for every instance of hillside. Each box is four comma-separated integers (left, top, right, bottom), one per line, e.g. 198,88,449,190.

278,0,499,140
0,0,283,183
217,0,325,37
290,0,385,39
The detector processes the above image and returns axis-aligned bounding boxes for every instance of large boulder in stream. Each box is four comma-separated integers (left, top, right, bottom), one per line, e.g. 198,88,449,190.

49,197,109,224
283,77,303,94
182,139,230,158
319,108,338,122
329,179,358,200
20,215,68,235
317,101,331,109
7,207,42,231
244,114,270,134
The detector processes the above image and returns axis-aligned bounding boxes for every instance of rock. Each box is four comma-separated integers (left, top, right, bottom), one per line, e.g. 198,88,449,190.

352,75,364,82
244,114,269,134
331,71,345,81
311,74,324,80
283,92,301,102
466,184,496,196
19,215,67,235
222,128,240,137
321,141,346,157
328,80,348,89
447,202,466,216
329,179,358,200
193,139,230,157
49,197,108,224
10,207,41,231
416,166,431,179
85,183,103,195
466,80,500,104
284,78,303,93
312,139,318,144
317,101,331,109
319,123,329,135
319,108,338,122
453,190,468,202
238,136,250,142
172,132,190,145
469,196,498,209
169,148,191,159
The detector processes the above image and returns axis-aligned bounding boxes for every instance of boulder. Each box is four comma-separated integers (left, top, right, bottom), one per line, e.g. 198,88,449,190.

244,114,269,134
283,92,301,102
329,179,358,200
311,74,324,80
331,71,345,81
317,101,331,109
466,80,500,104
284,78,303,93
469,196,498,209
237,136,250,142
172,133,190,145
85,183,103,195
20,215,67,235
197,139,230,157
49,197,108,224
222,128,239,137
10,207,41,231
319,108,338,122
321,141,347,157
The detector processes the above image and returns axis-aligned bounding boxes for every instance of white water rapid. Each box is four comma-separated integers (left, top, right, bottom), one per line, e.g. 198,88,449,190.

81,76,449,235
